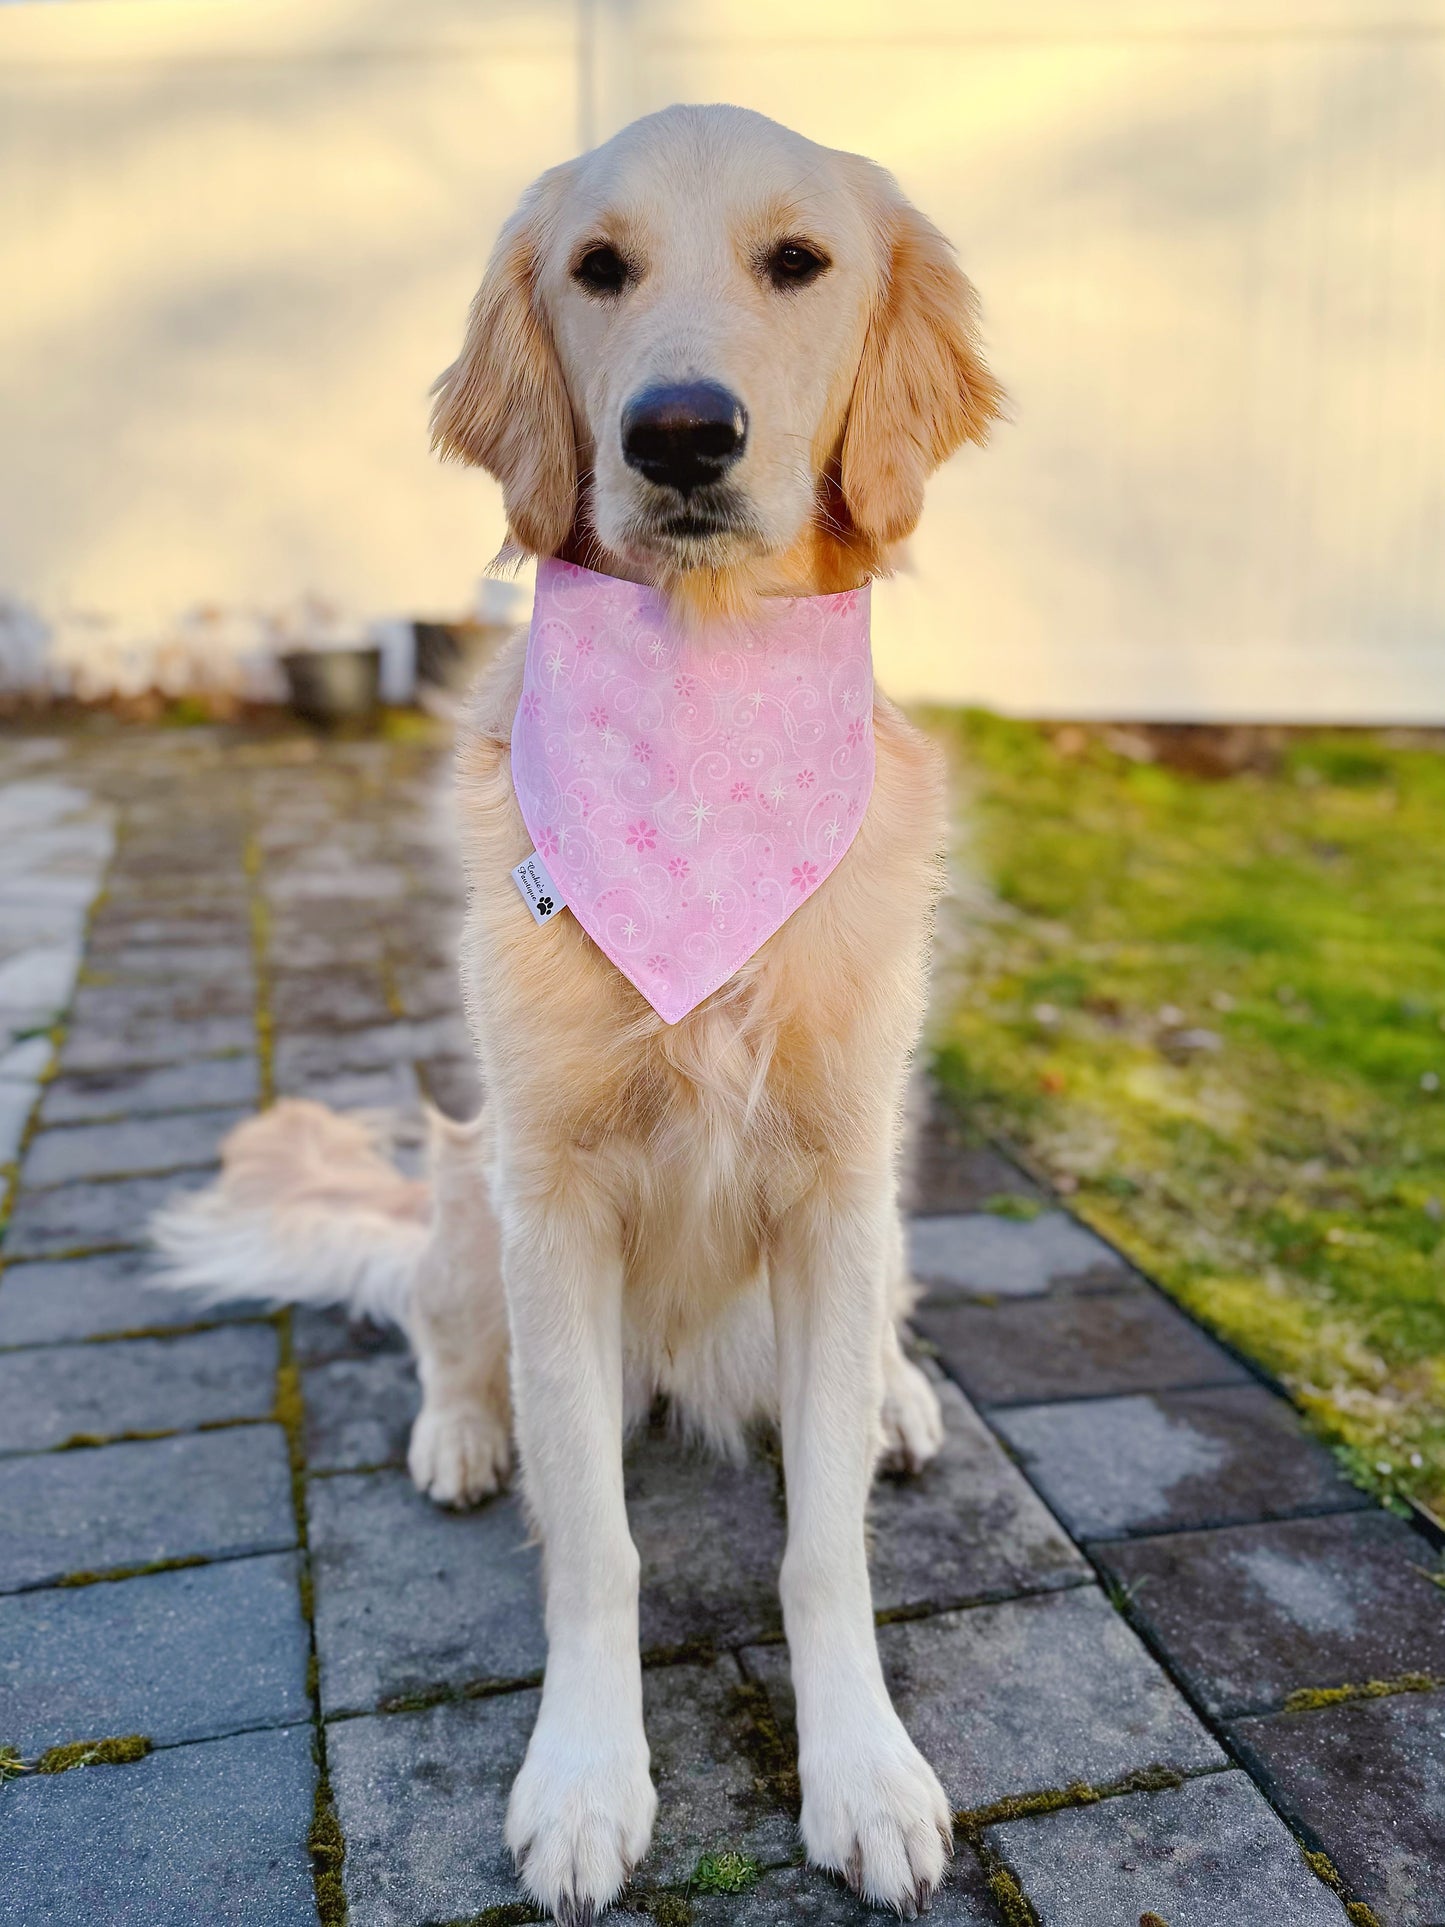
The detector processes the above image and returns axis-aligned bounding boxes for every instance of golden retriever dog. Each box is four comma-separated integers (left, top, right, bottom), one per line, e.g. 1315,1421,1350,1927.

156,103,1001,1923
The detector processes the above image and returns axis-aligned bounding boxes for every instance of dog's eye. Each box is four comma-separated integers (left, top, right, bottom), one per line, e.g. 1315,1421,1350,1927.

765,240,829,290
573,244,630,295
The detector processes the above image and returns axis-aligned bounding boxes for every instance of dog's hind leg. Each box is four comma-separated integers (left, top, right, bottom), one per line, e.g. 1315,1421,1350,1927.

407,1109,513,1508
879,1208,944,1474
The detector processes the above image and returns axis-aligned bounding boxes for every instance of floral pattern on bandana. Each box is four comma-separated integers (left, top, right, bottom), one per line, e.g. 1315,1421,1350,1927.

512,558,875,1024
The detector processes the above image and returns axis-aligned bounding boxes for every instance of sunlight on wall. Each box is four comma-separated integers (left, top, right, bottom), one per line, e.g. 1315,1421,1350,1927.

3,0,1444,717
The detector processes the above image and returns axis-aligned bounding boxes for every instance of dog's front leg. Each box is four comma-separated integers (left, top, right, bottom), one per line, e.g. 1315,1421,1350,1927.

501,1167,655,1924
772,1180,952,1917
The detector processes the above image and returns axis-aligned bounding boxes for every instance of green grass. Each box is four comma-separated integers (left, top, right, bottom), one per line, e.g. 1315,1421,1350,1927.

927,712,1445,1522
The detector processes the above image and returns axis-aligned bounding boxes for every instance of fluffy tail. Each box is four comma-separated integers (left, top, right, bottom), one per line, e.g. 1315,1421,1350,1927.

150,1099,435,1329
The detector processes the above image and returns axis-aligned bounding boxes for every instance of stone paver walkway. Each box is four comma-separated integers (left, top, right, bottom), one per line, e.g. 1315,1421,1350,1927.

1,724,1442,1927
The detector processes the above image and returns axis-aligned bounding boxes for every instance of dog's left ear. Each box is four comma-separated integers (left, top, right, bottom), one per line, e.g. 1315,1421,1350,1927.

840,187,1005,550
430,172,577,557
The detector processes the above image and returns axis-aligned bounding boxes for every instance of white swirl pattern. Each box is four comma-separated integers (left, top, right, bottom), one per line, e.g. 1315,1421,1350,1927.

512,558,876,1023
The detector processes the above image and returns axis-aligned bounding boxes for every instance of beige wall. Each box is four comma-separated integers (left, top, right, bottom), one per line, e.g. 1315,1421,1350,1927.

3,0,1444,716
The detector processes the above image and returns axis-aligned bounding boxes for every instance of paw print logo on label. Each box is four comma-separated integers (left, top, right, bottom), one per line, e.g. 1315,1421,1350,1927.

511,852,567,927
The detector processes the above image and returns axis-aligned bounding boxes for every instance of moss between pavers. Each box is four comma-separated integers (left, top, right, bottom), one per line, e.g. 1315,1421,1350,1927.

955,1762,1187,1837
1302,1847,1384,1926
309,1776,347,1927
1283,1670,1440,1713
55,1552,210,1589
637,1895,693,1926
982,1857,1038,1926
275,1309,349,1927
34,1734,151,1774
375,1670,544,1717
723,1679,800,1813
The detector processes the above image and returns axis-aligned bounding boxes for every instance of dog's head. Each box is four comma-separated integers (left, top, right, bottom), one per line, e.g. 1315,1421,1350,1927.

432,105,1002,612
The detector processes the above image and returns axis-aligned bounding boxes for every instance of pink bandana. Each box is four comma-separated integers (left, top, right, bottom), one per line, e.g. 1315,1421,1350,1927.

511,558,875,1023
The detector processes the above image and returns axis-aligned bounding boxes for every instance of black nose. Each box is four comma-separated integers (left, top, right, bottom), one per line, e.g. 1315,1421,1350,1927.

621,381,748,496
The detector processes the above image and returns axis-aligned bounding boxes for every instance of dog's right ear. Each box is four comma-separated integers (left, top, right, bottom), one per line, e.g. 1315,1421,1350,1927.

430,174,576,558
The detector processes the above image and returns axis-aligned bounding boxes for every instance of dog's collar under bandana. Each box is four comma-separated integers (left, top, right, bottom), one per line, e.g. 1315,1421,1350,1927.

511,557,875,1023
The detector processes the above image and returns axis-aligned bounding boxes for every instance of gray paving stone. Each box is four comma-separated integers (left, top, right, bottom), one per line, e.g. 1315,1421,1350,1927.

308,1471,543,1714
275,1062,423,1112
746,1588,1224,1813
988,1769,1348,1925
0,1324,278,1454
0,1425,296,1592
106,831,246,874
909,1210,1133,1300
627,1430,787,1653
0,871,102,910
272,1015,468,1086
21,1107,249,1187
0,904,87,967
101,871,246,908
0,1074,36,1163
993,1385,1370,1540
39,1053,260,1124
0,1007,53,1054
417,1052,482,1120
91,942,255,982
918,1290,1248,1405
2,1166,213,1257
0,1030,53,1081
304,1352,419,1472
330,1662,803,1927
1097,1510,1445,1719
266,860,409,904
0,1551,310,1752
328,1692,535,1926
263,921,390,970
0,942,82,1014
0,1249,235,1345
392,961,461,1021
87,907,250,948
4,1723,317,1926
292,1303,408,1365
869,1373,1088,1612
689,1860,998,1923
0,815,111,874
641,1658,797,1882
1231,1690,1445,1925
271,968,394,1032
58,1013,255,1074
905,1087,1042,1218
70,976,255,1028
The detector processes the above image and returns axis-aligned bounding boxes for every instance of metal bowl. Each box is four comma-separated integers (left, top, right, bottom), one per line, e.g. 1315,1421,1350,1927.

280,646,381,726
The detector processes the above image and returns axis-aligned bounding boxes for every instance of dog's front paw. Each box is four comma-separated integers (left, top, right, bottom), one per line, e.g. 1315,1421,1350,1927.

800,1713,952,1917
880,1353,945,1475
407,1401,510,1508
506,1720,657,1923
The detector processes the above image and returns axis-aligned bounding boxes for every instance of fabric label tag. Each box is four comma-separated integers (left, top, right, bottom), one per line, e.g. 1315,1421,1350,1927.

511,850,566,925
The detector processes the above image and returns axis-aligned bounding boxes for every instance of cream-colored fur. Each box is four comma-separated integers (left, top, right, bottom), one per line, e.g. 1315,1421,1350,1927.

154,103,999,1925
